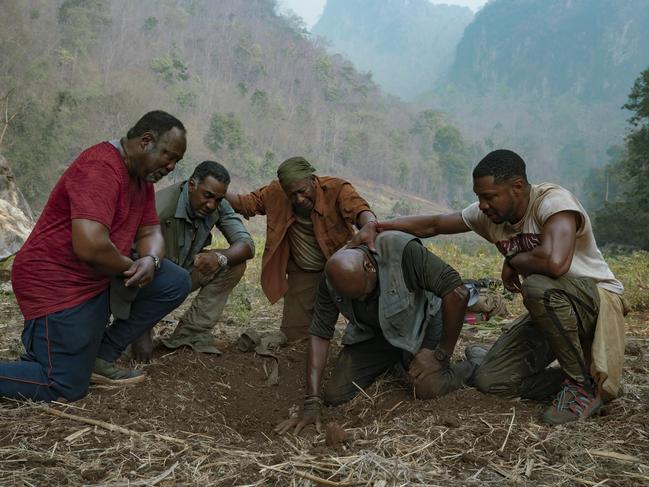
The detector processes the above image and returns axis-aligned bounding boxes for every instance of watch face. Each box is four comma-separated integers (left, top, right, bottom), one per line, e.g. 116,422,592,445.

434,349,448,362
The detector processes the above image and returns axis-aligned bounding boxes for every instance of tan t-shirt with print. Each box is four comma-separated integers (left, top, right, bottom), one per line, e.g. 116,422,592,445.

461,183,623,294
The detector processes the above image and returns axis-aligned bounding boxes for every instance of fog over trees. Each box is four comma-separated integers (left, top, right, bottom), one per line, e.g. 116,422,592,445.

0,0,474,210
2,0,648,247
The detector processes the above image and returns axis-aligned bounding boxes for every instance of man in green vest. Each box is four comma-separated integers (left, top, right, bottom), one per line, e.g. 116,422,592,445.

275,231,478,434
131,160,254,361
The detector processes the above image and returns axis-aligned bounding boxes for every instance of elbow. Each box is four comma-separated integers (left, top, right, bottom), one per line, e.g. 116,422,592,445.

546,257,571,279
72,240,96,264
246,240,256,259
444,284,469,309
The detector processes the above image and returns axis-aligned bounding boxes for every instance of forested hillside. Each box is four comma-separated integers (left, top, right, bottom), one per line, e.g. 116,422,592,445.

312,0,473,100
0,0,472,209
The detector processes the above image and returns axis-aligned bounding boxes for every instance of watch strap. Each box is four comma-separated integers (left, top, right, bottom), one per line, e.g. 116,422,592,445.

146,254,161,270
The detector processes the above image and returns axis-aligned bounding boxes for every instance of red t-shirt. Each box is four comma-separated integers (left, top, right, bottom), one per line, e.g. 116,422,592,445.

12,142,160,319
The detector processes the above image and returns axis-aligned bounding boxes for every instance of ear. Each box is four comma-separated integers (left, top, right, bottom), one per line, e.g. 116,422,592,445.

510,177,525,194
188,177,197,192
140,131,156,150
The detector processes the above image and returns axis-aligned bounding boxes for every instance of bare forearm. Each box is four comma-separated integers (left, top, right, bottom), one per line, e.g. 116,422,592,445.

306,336,330,397
135,233,165,260
72,219,133,275
80,241,133,276
381,215,439,238
356,210,377,228
217,240,254,267
437,285,468,355
224,190,240,210
509,246,569,278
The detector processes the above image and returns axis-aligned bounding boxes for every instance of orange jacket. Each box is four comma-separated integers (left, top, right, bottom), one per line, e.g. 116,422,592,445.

230,176,372,303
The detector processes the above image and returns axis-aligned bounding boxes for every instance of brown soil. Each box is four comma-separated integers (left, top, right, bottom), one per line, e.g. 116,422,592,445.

1,286,649,485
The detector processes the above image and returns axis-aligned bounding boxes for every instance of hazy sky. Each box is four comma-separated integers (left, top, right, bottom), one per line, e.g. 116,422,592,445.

279,0,488,29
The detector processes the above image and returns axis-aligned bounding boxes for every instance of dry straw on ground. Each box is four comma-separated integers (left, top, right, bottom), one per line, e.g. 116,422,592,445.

1,243,648,485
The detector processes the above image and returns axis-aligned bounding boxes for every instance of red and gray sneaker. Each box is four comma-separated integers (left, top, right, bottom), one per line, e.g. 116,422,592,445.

543,379,602,425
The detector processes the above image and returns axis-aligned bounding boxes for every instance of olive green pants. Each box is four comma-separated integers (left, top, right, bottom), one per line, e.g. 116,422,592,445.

324,333,474,406
280,259,322,341
474,274,600,400
161,263,246,353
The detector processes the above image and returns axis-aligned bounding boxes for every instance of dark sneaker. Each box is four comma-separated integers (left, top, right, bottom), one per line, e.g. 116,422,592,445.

91,358,145,385
465,345,489,366
543,379,602,425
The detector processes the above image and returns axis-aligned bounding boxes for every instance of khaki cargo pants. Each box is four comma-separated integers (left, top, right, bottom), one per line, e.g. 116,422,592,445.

280,259,322,341
474,274,600,400
161,263,246,353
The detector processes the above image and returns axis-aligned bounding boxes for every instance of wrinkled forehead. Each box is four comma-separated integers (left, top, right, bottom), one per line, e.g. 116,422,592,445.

282,176,312,195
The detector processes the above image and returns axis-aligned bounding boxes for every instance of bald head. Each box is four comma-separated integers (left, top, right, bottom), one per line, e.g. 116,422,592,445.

325,248,377,300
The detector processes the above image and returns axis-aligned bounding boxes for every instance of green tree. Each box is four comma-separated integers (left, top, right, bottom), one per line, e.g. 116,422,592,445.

433,125,471,202
204,112,245,154
593,67,649,249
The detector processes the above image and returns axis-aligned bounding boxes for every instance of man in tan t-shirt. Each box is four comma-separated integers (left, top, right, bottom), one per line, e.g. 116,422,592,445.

353,149,626,425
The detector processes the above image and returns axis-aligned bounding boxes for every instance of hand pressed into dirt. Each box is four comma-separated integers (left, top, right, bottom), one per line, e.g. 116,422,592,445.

408,348,444,383
131,330,154,363
274,414,322,436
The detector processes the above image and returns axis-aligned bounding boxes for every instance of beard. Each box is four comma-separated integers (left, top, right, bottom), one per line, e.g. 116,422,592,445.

293,203,312,218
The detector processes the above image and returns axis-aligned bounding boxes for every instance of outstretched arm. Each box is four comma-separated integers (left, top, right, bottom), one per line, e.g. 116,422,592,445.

380,212,471,238
351,212,471,252
274,336,330,435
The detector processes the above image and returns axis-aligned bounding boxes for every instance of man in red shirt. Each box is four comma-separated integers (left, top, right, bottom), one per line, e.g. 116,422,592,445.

3,111,192,402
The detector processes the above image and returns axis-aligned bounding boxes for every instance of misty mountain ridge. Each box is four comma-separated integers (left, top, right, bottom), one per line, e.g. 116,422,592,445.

449,0,649,102
1,0,475,213
315,0,649,198
313,0,474,99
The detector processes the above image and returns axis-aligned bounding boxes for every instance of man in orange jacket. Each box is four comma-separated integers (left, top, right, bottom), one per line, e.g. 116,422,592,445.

226,157,376,340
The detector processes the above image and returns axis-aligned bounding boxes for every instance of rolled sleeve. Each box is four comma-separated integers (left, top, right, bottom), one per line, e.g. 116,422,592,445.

216,200,255,254
230,186,268,218
402,241,463,297
337,182,372,225
309,277,339,340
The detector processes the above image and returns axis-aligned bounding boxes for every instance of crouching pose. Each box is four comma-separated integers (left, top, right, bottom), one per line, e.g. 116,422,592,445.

275,231,476,434
131,160,255,360
2,111,192,402
355,150,627,425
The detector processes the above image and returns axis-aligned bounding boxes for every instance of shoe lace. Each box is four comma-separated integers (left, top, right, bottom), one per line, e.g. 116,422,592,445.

554,380,596,416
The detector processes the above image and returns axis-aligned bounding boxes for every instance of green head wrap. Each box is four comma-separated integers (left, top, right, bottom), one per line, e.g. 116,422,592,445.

277,156,316,187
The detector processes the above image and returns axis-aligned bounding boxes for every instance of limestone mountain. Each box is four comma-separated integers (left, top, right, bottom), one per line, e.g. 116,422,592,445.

313,0,474,100
449,0,649,102
425,0,649,196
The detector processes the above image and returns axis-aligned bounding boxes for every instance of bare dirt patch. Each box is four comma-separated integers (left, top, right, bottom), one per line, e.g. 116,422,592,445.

1,270,649,485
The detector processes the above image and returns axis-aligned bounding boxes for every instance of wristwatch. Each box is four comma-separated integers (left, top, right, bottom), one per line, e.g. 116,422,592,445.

433,347,450,363
146,254,161,271
215,252,228,268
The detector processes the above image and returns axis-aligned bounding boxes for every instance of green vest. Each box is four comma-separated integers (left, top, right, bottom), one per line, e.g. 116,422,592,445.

328,231,442,354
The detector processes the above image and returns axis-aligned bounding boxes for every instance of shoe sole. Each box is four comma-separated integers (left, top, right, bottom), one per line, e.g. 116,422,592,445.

90,373,146,385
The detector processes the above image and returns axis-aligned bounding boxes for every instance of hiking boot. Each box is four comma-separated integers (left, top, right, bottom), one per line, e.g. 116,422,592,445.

90,358,145,385
543,379,602,425
465,344,489,366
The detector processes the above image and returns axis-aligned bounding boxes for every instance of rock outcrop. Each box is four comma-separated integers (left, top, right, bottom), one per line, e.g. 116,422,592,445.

0,153,33,261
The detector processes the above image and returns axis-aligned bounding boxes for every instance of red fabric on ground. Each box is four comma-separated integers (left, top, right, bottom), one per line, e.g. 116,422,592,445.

12,142,159,319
